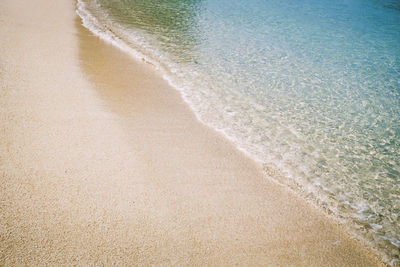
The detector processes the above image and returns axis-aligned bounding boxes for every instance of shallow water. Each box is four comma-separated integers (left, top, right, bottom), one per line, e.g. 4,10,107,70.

77,0,400,263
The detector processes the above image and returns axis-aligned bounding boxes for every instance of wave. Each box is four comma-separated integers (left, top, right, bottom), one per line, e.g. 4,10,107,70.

76,0,400,265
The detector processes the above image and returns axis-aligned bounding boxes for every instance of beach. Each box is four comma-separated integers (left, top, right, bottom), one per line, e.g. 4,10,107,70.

0,0,384,265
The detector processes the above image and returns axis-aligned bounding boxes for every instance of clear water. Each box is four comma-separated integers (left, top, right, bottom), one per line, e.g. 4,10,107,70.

77,0,400,263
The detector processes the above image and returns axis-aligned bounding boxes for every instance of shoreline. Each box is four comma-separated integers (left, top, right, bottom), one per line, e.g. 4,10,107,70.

0,0,384,265
76,1,397,264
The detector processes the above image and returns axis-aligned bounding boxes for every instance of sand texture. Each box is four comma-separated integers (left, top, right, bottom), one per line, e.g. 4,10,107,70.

0,0,383,265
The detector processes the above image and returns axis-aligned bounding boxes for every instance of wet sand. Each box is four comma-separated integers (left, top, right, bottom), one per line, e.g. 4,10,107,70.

0,0,383,265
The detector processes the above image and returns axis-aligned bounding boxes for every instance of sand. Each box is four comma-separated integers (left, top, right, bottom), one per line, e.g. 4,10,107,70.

0,0,383,265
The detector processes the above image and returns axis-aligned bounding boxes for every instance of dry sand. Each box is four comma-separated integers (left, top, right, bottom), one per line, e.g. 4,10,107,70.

0,0,383,265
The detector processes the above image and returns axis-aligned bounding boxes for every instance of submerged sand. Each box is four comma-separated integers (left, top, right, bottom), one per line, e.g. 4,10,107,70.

0,0,383,265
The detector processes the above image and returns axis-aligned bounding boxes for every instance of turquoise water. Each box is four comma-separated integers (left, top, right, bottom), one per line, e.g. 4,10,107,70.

77,0,400,263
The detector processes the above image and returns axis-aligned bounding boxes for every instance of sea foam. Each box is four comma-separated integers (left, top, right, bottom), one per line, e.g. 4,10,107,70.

77,0,400,264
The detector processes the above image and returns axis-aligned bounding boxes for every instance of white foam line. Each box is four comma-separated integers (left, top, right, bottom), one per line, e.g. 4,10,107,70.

75,3,397,265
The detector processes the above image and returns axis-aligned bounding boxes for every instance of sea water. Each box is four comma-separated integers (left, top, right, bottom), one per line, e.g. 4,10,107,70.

77,0,400,263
